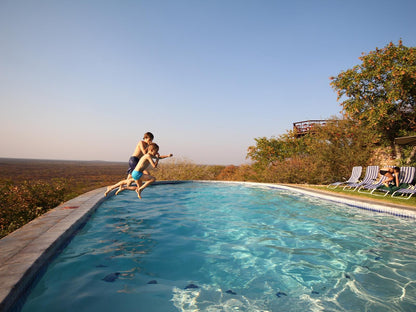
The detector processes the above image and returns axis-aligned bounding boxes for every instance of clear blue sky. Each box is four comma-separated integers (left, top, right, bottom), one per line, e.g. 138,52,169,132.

1,0,415,165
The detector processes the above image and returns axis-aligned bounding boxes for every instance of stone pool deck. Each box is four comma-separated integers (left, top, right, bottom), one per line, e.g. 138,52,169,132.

1,182,416,311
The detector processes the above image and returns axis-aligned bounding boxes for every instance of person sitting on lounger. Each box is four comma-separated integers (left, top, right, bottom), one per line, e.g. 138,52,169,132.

379,166,400,187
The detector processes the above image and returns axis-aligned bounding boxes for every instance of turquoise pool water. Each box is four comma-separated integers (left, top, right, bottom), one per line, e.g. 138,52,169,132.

21,182,416,311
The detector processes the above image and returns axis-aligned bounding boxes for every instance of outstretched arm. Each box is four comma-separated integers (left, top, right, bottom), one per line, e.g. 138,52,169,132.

156,153,173,159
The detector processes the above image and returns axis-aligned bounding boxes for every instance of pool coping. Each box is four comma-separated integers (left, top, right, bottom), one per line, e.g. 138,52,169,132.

1,180,415,311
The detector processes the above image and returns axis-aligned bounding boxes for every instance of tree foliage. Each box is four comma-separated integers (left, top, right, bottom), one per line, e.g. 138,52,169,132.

330,40,416,145
246,118,377,184
247,131,307,169
302,118,377,182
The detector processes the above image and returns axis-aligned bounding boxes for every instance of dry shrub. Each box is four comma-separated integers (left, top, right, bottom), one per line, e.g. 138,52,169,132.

250,156,320,184
0,179,67,238
154,158,224,181
217,164,260,182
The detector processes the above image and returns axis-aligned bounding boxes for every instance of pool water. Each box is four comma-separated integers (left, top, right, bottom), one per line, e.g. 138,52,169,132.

21,182,416,311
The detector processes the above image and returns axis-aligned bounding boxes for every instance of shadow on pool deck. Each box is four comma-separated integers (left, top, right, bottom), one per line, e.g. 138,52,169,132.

1,181,416,311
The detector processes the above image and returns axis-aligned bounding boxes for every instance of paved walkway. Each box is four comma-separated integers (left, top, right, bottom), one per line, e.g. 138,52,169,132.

1,182,415,311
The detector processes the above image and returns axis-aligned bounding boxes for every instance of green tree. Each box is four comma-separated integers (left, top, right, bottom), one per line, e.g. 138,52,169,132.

330,40,416,148
303,118,377,183
246,118,376,184
247,131,307,169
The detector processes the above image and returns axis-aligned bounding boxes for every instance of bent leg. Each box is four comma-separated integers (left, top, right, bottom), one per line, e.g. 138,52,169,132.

136,174,156,199
115,185,137,195
105,178,130,196
106,178,134,196
125,174,133,187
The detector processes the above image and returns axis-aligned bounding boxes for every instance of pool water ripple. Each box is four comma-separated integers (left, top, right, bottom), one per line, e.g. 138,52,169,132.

21,182,416,312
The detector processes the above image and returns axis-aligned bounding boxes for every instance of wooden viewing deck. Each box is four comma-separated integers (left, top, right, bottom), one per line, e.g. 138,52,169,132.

293,120,327,137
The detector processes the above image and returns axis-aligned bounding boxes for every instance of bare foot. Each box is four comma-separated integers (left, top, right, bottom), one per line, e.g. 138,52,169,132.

104,187,111,196
136,188,142,199
115,187,125,195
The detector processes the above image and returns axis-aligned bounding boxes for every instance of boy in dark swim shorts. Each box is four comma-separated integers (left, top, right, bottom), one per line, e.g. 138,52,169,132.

117,132,153,194
126,132,154,177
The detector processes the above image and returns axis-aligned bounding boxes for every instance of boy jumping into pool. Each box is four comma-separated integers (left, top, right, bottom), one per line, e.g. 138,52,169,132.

105,143,172,198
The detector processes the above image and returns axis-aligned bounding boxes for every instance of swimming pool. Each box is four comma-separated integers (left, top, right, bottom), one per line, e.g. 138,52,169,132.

21,182,416,311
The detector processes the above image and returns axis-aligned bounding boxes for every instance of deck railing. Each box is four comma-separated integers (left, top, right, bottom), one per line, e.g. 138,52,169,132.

293,120,327,137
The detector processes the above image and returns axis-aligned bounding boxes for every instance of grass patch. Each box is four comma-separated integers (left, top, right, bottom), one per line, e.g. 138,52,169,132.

306,185,416,207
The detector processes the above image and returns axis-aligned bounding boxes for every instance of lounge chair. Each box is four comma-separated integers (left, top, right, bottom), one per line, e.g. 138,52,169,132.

343,166,379,191
391,185,416,199
327,166,362,189
357,166,393,195
390,167,416,199
360,166,415,196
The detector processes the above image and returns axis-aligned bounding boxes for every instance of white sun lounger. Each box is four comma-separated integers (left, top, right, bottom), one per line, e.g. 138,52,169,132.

390,167,416,199
343,166,379,191
327,166,362,189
